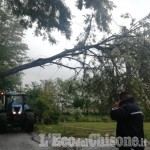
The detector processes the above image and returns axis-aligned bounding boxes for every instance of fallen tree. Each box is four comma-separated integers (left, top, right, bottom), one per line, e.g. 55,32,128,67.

0,34,129,78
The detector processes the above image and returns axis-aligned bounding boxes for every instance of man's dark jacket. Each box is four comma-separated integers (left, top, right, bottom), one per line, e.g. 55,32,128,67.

110,98,144,148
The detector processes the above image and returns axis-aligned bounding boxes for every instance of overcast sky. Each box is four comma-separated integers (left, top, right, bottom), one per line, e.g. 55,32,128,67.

22,0,150,86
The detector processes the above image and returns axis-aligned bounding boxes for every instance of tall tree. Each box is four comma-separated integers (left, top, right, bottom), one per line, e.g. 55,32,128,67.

0,5,28,89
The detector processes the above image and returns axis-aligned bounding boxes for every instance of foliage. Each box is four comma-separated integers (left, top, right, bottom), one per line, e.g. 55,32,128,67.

0,4,28,89
55,78,73,111
76,0,115,46
73,97,85,109
27,80,60,124
60,114,111,122
75,15,150,115
0,74,21,89
73,107,83,121
5,0,115,43
7,0,71,42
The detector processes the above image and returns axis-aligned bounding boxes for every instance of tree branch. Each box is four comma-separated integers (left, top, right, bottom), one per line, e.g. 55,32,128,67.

0,34,138,78
51,62,82,70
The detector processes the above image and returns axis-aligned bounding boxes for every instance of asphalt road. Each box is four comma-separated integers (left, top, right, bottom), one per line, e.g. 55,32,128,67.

0,127,49,150
0,127,117,150
0,127,149,150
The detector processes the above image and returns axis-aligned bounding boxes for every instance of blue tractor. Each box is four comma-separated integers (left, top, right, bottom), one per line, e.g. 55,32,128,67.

0,91,34,133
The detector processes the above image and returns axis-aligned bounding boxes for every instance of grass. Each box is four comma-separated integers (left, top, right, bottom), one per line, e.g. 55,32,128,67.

35,122,115,137
144,122,150,140
35,122,150,140
61,114,111,122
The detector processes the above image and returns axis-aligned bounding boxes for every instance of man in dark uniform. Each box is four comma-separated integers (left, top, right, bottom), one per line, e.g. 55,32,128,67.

110,91,145,150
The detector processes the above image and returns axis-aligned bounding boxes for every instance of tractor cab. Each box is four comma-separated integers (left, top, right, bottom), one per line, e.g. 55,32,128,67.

0,91,29,113
5,92,29,114
0,90,34,133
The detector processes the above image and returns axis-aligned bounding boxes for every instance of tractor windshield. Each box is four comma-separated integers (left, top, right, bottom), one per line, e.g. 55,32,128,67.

12,96,23,105
8,95,23,105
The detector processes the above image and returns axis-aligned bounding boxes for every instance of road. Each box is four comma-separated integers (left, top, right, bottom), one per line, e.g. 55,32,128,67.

0,127,149,150
0,133,41,150
0,130,117,150
0,127,49,150
0,128,117,150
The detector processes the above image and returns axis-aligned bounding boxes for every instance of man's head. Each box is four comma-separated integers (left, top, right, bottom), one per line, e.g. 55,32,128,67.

119,91,134,101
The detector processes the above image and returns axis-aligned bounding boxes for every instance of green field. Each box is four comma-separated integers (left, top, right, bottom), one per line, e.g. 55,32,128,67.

35,122,150,140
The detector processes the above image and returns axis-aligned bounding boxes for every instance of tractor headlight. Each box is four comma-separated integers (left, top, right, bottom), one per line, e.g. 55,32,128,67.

18,106,22,114
12,106,22,115
12,111,16,114
12,108,16,114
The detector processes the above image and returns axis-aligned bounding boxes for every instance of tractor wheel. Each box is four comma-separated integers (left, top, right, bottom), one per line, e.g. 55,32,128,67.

0,113,7,133
23,112,34,132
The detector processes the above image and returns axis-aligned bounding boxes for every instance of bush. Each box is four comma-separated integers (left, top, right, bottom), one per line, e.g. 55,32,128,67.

74,108,83,121
60,114,75,122
101,115,111,122
78,115,102,122
60,114,111,122
44,112,60,124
